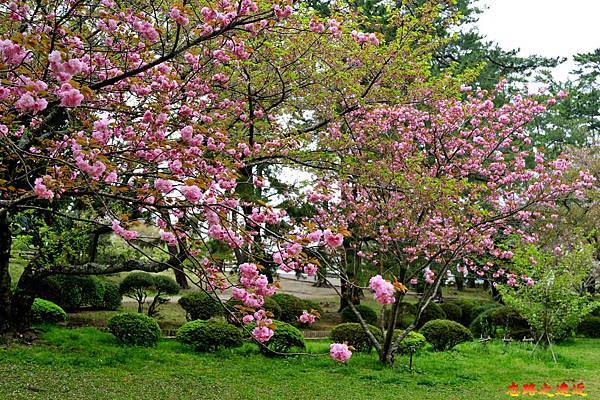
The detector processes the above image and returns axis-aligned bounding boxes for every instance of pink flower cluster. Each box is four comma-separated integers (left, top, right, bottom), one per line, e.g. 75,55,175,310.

298,310,317,325
330,343,352,363
34,177,54,200
368,275,395,304
249,309,274,343
351,30,379,46
111,220,139,241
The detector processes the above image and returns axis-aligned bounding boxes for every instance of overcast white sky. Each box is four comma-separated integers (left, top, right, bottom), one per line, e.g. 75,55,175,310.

476,0,600,81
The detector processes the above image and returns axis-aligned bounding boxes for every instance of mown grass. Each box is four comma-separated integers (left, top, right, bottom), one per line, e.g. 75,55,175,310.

0,326,597,400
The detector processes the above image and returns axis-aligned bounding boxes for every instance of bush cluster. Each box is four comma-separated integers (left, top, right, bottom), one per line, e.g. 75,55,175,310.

393,330,428,355
577,316,600,338
341,304,378,325
248,320,305,355
224,296,282,325
36,275,119,311
176,320,242,352
417,303,446,328
179,292,222,321
330,323,382,352
270,293,307,324
439,302,463,323
419,319,473,351
107,313,161,347
31,298,67,324
469,305,529,339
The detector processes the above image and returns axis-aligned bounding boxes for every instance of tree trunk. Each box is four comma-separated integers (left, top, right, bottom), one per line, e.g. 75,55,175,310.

455,275,464,291
0,212,12,333
10,267,38,332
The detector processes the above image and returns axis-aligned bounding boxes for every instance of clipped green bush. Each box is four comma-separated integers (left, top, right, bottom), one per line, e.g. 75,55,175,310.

270,293,305,323
447,299,478,326
302,299,323,315
31,298,67,324
330,323,383,352
417,302,446,328
341,304,378,325
469,305,529,338
36,275,106,311
393,330,428,355
107,313,161,346
577,316,600,338
249,320,305,354
384,302,417,329
179,292,222,321
439,302,463,323
469,303,499,324
176,320,242,352
101,281,122,310
224,297,282,325
420,319,473,351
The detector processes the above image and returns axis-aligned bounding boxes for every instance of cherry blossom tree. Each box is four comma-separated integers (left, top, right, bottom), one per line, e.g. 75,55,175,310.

0,0,454,338
274,85,594,365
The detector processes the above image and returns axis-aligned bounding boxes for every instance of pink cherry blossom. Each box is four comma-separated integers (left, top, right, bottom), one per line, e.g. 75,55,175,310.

368,275,395,304
330,343,352,363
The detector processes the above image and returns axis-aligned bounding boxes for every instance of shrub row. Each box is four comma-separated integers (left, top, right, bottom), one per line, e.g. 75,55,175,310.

35,275,121,311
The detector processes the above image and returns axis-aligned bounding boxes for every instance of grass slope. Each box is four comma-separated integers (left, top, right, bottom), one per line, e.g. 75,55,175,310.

1,326,598,400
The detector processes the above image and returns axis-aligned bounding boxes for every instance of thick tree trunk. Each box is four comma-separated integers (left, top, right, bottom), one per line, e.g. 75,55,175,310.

0,212,12,333
10,267,37,332
173,268,189,289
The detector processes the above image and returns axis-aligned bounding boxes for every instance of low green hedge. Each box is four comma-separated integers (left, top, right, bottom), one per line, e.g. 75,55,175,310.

107,313,161,347
31,298,67,324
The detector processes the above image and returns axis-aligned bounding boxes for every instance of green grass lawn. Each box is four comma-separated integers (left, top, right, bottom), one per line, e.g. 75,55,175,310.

0,326,597,400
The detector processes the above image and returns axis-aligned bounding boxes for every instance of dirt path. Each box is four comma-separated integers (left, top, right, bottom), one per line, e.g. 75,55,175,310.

122,276,340,303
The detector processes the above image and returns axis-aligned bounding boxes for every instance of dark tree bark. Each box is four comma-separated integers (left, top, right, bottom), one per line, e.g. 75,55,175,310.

0,212,12,333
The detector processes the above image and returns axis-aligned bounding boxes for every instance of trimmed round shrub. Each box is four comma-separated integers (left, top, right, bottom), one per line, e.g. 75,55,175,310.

384,302,417,329
271,293,305,323
469,305,529,339
108,313,161,346
101,281,122,310
469,303,499,324
119,272,155,295
31,298,67,324
36,275,106,310
176,320,242,352
77,276,105,308
153,275,180,295
577,316,600,338
440,302,463,323
302,299,323,315
330,323,383,352
341,304,378,325
417,303,446,328
447,299,478,326
249,320,305,354
224,297,282,325
393,330,428,355
420,319,473,351
179,292,222,321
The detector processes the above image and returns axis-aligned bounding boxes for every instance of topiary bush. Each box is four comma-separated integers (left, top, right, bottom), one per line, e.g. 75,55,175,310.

224,296,282,325
35,275,106,311
440,302,463,323
330,323,383,352
419,319,473,351
101,281,122,310
176,320,243,352
416,302,446,328
302,299,323,315
248,320,305,354
107,313,161,346
270,293,305,323
31,298,67,324
469,305,529,339
179,292,222,321
447,299,478,326
393,330,428,355
469,303,499,325
577,316,600,338
341,304,378,325
383,302,417,329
